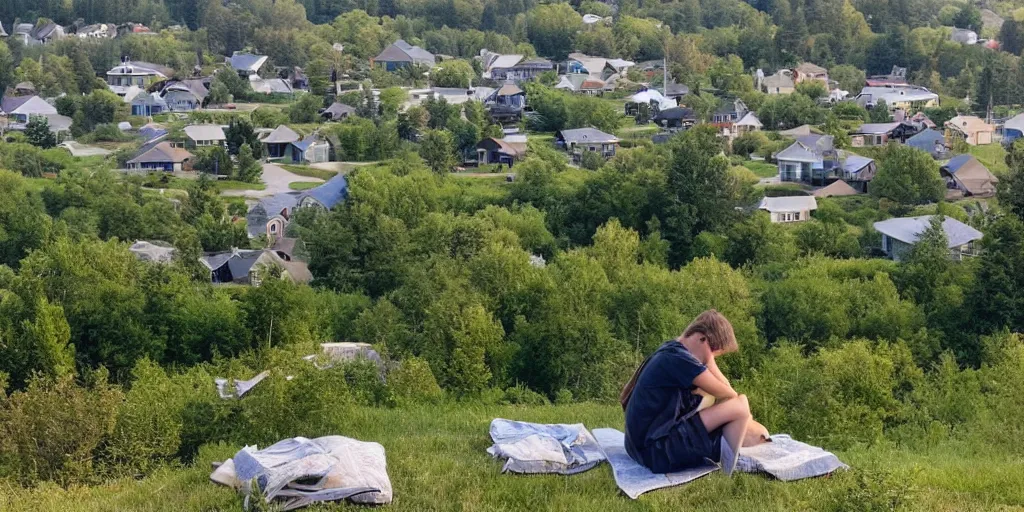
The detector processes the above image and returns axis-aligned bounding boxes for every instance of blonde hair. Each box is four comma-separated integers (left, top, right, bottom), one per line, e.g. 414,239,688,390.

683,310,738,353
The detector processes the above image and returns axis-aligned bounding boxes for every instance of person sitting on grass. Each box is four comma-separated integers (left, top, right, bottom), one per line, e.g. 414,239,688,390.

620,309,770,476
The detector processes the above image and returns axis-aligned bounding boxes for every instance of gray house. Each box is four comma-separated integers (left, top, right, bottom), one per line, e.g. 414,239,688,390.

372,40,435,71
776,134,838,184
555,127,619,162
873,215,983,261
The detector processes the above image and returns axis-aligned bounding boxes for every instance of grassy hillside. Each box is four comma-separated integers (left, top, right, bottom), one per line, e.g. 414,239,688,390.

2,403,1021,512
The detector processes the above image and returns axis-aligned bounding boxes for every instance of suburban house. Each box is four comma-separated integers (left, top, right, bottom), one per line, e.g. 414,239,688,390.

855,85,939,112
874,215,983,261
945,115,994,146
1003,113,1024,145
664,83,690,102
652,107,697,130
792,62,828,84
906,111,937,131
940,154,998,198
712,98,749,123
11,24,33,46
106,60,172,96
372,40,435,71
758,195,817,223
480,51,553,81
627,89,677,115
129,92,167,116
1,95,58,125
126,141,194,172
566,53,634,82
906,128,949,158
250,77,294,96
759,69,795,95
813,180,860,198
159,79,208,111
183,124,226,148
555,127,619,162
776,134,838,184
836,153,878,192
262,125,302,159
850,122,915,146
321,102,357,121
290,137,331,164
246,173,349,239
554,73,608,95
733,112,763,137
200,248,312,285
26,22,65,45
228,52,269,78
476,134,527,168
485,84,526,124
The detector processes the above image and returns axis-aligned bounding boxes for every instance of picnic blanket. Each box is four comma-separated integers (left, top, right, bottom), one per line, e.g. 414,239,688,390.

735,434,848,481
486,419,606,475
210,435,392,510
593,428,718,499
593,428,847,499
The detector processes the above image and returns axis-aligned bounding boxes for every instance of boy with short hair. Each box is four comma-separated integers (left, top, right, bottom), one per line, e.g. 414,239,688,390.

620,310,769,475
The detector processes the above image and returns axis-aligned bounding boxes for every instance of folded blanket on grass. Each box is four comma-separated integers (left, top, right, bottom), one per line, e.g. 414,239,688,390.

736,434,848,481
487,419,606,475
593,428,717,499
594,428,847,499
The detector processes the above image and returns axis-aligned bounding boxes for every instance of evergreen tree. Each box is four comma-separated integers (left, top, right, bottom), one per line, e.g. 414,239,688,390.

25,117,57,149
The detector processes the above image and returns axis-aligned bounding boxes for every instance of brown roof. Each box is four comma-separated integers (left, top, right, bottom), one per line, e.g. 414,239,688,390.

495,83,524,96
128,142,193,164
941,156,998,197
945,116,993,135
813,180,860,198
795,62,827,75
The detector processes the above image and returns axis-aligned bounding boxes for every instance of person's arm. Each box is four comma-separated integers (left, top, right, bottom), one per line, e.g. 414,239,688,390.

705,354,731,387
693,370,738,400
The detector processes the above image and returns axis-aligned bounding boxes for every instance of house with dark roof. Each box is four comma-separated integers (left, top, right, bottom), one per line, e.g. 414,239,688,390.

200,248,312,285
372,40,435,71
836,152,877,192
476,136,527,167
246,174,349,238
290,137,330,164
711,98,749,124
850,122,915,147
485,83,526,124
652,107,697,130
28,22,65,45
321,102,357,121
126,141,194,172
906,128,949,158
940,154,998,198
262,125,302,159
160,79,209,111
874,215,983,261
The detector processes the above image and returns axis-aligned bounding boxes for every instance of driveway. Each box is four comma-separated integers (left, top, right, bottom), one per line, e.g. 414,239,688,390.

222,163,323,198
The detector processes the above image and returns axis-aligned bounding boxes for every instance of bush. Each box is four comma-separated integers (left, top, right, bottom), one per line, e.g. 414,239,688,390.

106,360,212,475
0,372,122,485
388,357,444,405
81,123,134,143
502,383,550,406
580,150,604,170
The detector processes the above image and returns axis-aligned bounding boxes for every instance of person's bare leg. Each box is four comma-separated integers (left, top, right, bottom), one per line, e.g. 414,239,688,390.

698,395,751,475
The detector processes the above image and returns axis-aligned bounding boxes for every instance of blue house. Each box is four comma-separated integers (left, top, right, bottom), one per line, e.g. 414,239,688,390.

906,128,948,158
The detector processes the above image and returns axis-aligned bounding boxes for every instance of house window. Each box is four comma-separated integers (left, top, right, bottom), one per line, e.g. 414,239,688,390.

793,212,800,221
874,135,883,145
269,223,277,234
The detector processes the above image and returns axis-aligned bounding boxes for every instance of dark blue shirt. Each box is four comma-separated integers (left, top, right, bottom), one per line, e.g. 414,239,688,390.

624,340,708,453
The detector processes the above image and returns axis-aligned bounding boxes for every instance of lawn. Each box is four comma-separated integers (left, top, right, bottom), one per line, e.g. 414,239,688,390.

153,177,266,192
280,164,340,180
742,160,779,178
2,403,1021,512
289,181,320,191
968,143,1008,176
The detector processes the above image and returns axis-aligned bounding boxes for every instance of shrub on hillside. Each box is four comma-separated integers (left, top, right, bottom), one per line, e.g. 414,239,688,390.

0,372,122,485
388,357,444,405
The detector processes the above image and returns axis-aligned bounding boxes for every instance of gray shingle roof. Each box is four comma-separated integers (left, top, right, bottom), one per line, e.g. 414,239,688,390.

184,124,226,142
557,127,619,145
873,215,983,248
262,125,301,144
229,53,268,73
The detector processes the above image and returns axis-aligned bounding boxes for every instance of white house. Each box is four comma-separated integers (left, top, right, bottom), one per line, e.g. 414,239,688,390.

758,196,817,223
183,124,227,148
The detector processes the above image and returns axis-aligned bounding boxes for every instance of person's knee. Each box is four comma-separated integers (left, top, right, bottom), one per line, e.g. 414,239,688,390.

735,394,752,420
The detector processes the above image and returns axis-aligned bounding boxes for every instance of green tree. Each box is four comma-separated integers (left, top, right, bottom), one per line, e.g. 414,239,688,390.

225,118,263,158
952,4,983,33
822,113,851,149
235,145,262,183
24,117,57,149
288,93,325,123
869,100,893,123
526,3,582,59
419,129,458,174
0,42,15,96
192,146,234,177
431,59,475,88
73,89,125,135
870,144,944,205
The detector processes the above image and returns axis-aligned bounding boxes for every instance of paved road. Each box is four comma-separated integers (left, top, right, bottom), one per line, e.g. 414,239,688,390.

222,163,323,199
